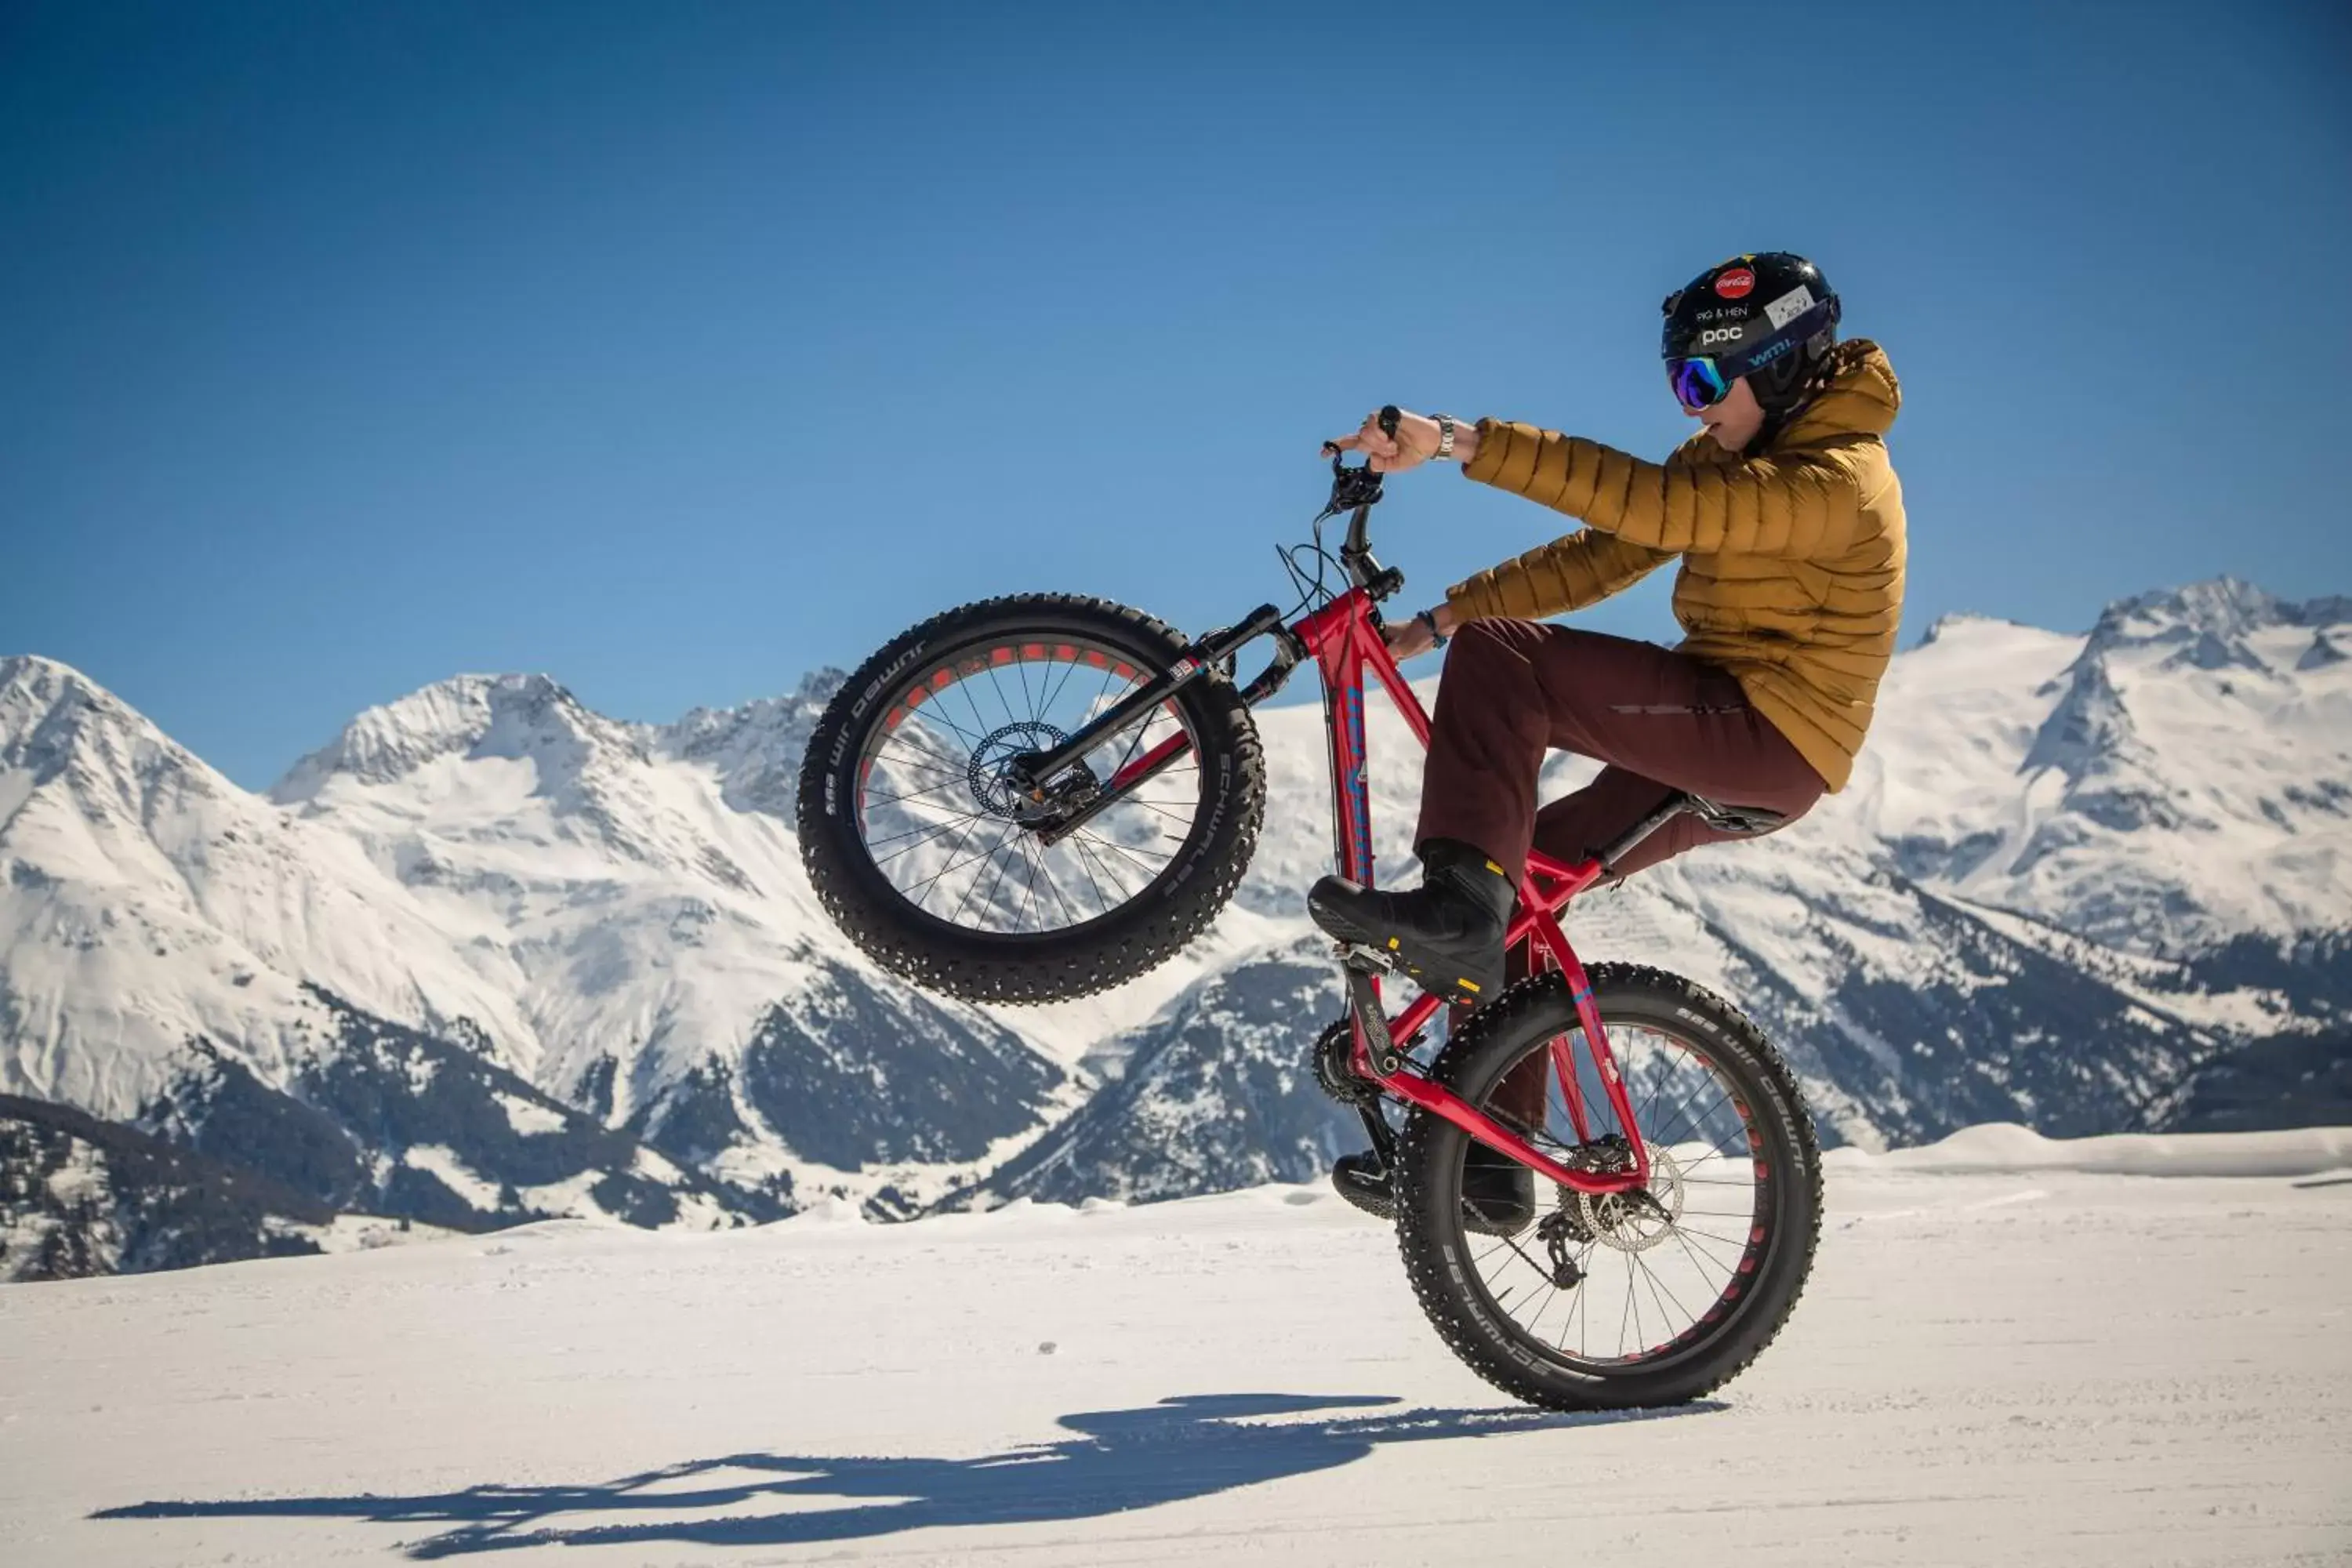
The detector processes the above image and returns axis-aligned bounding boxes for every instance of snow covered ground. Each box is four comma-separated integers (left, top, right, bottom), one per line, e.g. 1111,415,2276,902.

3,1127,2349,1567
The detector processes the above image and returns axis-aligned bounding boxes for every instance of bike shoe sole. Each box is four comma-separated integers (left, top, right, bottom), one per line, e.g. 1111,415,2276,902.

1306,900,1501,1007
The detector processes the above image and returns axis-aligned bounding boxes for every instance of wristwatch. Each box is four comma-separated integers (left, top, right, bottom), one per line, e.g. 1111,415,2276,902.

1414,608,1448,647
1434,413,1456,461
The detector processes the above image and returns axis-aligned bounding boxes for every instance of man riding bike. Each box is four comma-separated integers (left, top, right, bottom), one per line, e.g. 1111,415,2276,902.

1308,250,1906,1224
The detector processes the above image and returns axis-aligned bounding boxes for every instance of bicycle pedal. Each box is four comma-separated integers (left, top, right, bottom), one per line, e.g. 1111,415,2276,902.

1392,953,1488,1005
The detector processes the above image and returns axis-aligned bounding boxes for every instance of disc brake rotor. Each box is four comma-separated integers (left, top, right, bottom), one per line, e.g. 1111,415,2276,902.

1577,1142,1687,1254
966,720,1076,820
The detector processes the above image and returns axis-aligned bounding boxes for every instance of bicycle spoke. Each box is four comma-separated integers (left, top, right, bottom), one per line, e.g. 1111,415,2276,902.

908,702,989,751
1016,835,1044,932
1668,1225,1732,1294
966,826,1023,924
1455,1011,1777,1375
853,637,1205,938
1076,829,1174,866
905,816,988,910
1033,844,1080,927
985,663,1025,731
1036,651,1081,717
946,820,1022,925
877,734,971,775
858,779,970,811
955,677,997,750
869,808,992,862
1064,830,1114,917
1636,1250,1693,1335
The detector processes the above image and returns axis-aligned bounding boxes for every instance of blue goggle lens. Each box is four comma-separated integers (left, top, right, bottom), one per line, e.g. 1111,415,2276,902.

1669,357,1728,410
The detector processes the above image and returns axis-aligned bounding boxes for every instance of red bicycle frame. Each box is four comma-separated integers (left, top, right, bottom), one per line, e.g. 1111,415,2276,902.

1290,586,1654,1196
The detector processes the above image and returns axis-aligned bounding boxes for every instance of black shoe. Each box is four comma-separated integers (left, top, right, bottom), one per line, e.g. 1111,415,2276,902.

1306,838,1514,1005
1329,1143,1539,1236
1331,1149,1396,1221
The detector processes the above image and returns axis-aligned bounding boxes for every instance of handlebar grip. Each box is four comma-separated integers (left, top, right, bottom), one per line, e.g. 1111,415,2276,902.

1377,405,1401,438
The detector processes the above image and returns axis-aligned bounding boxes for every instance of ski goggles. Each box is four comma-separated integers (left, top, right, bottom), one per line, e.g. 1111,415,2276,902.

1666,296,1840,412
1668,356,1731,412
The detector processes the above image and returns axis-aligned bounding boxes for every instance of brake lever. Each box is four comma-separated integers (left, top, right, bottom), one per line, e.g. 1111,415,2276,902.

1316,405,1403,518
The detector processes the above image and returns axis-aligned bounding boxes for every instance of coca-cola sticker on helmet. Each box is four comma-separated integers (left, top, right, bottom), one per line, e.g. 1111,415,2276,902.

1714,267,1755,299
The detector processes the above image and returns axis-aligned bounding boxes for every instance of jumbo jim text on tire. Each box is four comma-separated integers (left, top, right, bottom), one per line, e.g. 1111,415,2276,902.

796,593,1267,1005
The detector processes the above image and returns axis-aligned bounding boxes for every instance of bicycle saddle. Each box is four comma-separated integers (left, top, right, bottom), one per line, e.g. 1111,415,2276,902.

1679,793,1789,837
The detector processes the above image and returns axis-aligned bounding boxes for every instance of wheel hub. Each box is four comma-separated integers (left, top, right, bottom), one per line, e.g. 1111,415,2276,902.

1576,1141,1686,1253
967,721,1083,820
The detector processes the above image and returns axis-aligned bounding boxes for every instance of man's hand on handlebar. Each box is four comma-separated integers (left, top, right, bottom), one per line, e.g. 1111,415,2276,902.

1323,407,1479,473
1384,603,1459,662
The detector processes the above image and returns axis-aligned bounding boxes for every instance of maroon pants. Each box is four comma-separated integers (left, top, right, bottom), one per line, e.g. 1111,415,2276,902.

1419,620,1828,1123
1415,619,1827,884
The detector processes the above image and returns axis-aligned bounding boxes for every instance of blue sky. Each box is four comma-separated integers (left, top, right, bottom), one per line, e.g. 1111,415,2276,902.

4,2,2347,788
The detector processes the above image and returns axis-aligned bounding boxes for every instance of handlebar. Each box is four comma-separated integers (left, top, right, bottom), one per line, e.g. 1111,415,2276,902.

1314,405,1406,602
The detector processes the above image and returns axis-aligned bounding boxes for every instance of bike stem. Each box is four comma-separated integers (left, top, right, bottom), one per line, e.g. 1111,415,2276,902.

1022,430,1406,833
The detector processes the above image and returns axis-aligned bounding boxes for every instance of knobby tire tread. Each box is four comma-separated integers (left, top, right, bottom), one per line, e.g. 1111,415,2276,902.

797,593,1265,1006
1392,964,1824,1410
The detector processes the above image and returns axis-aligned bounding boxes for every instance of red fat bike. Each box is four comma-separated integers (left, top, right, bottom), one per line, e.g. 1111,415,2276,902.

797,414,1822,1410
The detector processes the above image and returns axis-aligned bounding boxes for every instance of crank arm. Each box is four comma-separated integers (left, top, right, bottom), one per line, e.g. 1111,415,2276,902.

1342,961,1405,1077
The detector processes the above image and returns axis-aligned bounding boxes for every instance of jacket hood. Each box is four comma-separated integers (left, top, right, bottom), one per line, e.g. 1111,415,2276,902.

1673,340,1898,466
1780,339,1899,444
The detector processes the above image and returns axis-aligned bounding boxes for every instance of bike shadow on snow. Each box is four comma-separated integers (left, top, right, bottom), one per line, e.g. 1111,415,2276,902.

96,1391,1723,1557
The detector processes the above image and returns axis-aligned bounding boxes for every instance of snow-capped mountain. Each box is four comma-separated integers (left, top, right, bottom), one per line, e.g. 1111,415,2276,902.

2,576,2347,1273
265,670,1077,1214
0,655,1075,1260
0,654,797,1242
971,938,1360,1207
1852,579,2352,951
0,656,542,1114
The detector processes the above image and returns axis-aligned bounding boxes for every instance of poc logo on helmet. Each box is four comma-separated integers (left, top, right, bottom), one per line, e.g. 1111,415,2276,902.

1698,326,1744,347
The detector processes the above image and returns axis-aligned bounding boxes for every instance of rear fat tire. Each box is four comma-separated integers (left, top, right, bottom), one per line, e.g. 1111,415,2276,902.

796,593,1266,1005
1392,964,1823,1410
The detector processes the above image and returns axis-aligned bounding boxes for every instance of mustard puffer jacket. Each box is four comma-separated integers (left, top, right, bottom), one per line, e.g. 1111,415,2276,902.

1446,339,1905,792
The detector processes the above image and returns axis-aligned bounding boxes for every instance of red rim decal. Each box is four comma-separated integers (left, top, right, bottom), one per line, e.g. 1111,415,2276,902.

1714,267,1755,299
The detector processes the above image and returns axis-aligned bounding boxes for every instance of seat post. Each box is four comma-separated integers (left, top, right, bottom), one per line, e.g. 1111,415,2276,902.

1595,792,1692,873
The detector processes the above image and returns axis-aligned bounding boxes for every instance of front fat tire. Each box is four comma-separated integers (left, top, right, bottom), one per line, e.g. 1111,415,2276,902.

796,593,1266,1006
1392,965,1823,1410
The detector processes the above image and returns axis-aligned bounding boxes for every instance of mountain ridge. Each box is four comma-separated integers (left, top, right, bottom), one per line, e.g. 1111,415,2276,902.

4,574,2347,1265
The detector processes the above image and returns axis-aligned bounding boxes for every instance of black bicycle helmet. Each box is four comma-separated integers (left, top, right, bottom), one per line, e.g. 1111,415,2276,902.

1661,252,1842,416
